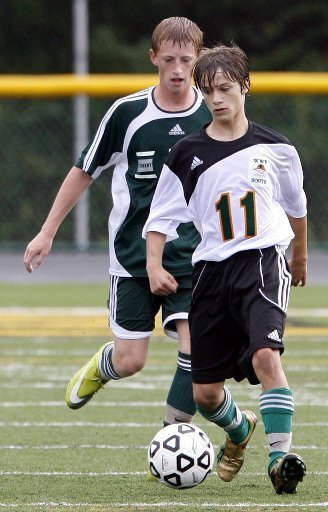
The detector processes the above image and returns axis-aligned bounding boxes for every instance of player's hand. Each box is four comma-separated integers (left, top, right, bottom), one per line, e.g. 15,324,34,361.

147,266,178,296
288,257,307,287
23,232,53,273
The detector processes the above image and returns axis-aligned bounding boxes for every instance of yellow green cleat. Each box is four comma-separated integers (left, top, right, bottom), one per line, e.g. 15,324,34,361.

65,342,112,410
146,469,159,482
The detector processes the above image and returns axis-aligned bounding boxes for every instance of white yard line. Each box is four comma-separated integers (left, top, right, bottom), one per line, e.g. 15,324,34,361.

0,500,327,509
0,421,327,427
0,443,326,451
1,398,327,407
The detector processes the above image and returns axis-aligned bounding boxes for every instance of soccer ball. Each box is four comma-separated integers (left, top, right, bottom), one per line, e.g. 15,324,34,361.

147,423,214,489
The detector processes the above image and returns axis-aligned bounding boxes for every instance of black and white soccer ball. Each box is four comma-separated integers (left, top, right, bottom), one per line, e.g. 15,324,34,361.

147,423,214,489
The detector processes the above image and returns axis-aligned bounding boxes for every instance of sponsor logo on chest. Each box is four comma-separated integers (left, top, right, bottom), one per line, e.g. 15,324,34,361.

169,124,185,135
135,151,156,179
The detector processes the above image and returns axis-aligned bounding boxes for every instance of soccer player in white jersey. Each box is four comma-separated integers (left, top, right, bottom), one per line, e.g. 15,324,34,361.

24,18,211,429
144,44,307,494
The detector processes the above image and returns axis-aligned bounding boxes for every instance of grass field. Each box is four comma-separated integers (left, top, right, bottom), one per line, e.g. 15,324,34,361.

0,284,327,511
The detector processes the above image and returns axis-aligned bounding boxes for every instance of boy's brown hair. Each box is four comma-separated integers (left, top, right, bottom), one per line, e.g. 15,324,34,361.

194,44,250,93
151,17,203,55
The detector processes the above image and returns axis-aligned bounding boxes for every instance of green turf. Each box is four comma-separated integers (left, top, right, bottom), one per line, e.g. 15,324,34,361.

289,285,328,308
1,274,327,509
1,283,328,308
0,334,327,511
0,283,108,307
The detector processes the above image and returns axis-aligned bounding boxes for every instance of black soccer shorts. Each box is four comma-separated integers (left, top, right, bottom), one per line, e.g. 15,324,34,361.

189,246,290,385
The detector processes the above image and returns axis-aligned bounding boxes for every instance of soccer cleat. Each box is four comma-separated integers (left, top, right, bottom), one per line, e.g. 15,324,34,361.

146,469,159,482
65,342,112,410
217,410,257,482
270,453,306,494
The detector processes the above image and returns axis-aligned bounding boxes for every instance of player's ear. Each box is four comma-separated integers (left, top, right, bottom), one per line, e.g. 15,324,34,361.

242,79,250,95
149,49,158,67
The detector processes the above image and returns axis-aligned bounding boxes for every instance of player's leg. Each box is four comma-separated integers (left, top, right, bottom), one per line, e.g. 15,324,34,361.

65,339,116,410
161,276,196,425
253,348,306,493
189,260,257,482
250,246,306,493
65,276,154,409
194,381,257,482
163,319,195,425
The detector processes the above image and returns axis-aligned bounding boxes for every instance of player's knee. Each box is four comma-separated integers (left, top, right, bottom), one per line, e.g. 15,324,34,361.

252,347,281,379
113,351,146,377
193,384,223,412
123,356,145,376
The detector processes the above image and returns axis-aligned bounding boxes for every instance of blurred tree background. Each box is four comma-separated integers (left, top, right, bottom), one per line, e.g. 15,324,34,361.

0,0,327,248
1,0,327,73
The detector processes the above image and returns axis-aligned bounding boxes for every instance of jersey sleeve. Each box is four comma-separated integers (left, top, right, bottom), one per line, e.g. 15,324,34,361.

142,163,191,242
277,145,307,218
75,100,128,179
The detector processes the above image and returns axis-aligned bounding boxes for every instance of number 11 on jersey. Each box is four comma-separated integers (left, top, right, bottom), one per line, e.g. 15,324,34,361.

215,191,257,241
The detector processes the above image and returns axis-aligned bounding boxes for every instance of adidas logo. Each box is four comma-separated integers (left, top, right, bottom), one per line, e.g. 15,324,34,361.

169,124,185,135
191,156,203,170
268,330,281,342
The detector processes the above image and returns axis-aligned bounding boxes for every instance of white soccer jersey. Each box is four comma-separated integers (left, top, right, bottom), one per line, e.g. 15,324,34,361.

143,121,307,265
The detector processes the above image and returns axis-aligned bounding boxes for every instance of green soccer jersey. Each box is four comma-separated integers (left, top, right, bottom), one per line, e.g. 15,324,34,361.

76,86,211,278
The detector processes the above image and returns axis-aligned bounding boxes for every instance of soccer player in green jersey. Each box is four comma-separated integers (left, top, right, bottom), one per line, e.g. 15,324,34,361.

24,18,211,430
144,44,307,493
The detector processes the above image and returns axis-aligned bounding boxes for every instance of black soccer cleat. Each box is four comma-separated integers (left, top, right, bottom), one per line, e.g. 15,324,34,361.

270,453,306,494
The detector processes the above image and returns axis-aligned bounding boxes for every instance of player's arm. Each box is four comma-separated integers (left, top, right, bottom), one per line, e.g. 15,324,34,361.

143,160,190,295
24,166,92,273
146,231,178,296
287,214,307,287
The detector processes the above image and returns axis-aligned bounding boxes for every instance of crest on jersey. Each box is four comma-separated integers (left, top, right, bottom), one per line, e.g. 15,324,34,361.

248,157,271,185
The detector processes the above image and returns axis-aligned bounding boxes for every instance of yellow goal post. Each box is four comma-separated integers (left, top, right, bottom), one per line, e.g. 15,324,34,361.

0,72,328,97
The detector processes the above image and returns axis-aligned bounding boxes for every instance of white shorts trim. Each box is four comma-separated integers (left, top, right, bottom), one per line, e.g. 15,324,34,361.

163,312,188,340
109,318,152,340
110,311,189,341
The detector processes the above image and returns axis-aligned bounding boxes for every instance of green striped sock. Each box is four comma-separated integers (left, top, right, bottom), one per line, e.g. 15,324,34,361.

260,387,294,472
197,386,248,444
166,352,196,418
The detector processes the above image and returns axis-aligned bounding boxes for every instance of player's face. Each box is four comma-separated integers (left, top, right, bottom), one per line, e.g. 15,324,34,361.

201,70,247,125
149,40,197,95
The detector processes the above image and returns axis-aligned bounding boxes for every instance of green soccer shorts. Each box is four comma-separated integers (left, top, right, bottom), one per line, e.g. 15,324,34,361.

108,275,192,340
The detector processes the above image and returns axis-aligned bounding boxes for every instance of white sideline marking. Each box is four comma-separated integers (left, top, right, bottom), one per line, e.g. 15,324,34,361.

0,470,145,476
1,398,328,407
0,401,167,407
0,421,328,428
0,444,148,450
0,382,172,390
0,421,160,428
0,502,327,509
288,308,328,317
2,380,328,391
0,443,325,451
288,366,328,372
0,470,327,477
